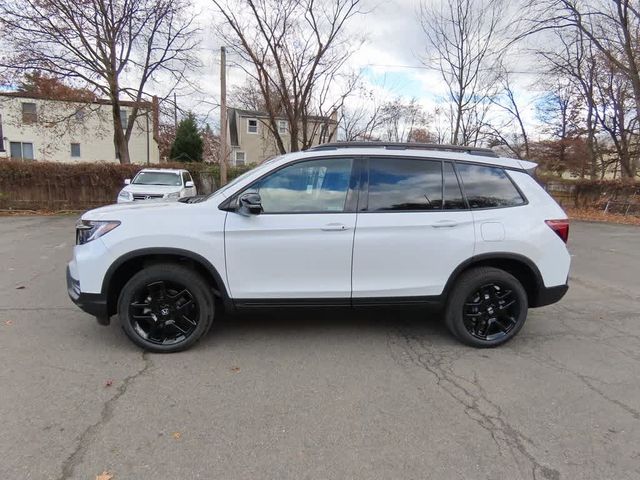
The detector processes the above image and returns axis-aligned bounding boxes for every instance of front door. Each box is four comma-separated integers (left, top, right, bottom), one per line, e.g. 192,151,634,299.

225,157,357,301
352,157,475,300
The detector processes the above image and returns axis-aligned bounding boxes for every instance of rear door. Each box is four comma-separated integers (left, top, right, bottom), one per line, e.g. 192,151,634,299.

351,157,475,300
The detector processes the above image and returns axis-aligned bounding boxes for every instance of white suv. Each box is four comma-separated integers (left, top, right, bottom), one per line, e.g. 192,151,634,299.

67,143,570,352
117,168,196,203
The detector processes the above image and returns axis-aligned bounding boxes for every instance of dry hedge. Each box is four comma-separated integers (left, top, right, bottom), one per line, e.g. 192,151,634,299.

0,160,251,211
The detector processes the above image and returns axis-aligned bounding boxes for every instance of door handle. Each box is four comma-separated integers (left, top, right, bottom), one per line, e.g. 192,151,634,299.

432,220,459,228
321,223,349,231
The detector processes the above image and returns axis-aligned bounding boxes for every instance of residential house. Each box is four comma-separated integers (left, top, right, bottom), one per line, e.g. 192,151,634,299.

227,108,338,166
0,92,160,164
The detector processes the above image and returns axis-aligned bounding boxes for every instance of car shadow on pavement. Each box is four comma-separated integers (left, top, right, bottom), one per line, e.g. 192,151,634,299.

202,305,454,346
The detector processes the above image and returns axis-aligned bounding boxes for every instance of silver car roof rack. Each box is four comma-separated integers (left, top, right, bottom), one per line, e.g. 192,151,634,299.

307,141,499,158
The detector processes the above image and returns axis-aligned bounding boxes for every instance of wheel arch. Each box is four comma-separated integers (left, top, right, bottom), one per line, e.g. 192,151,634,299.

443,253,545,307
102,248,231,316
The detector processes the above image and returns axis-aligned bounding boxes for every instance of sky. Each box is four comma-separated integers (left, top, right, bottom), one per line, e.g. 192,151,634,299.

182,0,547,137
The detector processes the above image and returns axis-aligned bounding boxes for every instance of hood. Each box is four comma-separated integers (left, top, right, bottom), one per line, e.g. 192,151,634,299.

122,184,182,194
82,200,185,220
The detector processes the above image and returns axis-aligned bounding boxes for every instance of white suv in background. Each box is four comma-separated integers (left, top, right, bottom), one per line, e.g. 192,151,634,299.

117,168,197,203
68,142,570,353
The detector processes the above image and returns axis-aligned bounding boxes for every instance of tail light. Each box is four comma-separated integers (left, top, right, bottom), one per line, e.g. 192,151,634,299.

545,219,569,243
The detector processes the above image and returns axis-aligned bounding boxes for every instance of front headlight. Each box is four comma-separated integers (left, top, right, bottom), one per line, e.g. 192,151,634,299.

76,220,121,245
118,190,132,200
166,192,180,199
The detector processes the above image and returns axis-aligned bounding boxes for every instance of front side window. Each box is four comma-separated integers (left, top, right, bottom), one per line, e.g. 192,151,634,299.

457,163,525,209
22,102,37,123
247,119,258,134
181,172,190,185
133,171,181,186
252,157,353,213
367,158,443,211
10,141,34,160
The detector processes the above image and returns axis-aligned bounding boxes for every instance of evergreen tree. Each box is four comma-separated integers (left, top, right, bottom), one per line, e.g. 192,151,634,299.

170,112,203,162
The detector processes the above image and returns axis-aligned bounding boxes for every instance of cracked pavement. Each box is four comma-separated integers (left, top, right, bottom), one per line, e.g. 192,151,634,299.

0,216,639,479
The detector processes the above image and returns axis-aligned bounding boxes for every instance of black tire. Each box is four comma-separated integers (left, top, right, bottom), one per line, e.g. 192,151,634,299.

445,267,528,348
117,263,214,353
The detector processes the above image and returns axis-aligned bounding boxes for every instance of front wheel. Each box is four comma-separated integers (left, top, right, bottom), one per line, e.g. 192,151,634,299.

445,267,528,348
117,264,214,353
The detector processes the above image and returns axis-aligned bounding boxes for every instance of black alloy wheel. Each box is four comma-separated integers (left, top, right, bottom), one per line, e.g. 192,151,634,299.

445,267,528,348
118,264,214,352
129,280,199,346
462,283,519,342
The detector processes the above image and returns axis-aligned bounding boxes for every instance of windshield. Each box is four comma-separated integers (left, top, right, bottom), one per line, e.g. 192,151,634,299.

207,156,283,199
133,171,182,186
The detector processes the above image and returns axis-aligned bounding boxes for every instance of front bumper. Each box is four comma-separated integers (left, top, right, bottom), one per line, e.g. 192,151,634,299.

66,265,110,325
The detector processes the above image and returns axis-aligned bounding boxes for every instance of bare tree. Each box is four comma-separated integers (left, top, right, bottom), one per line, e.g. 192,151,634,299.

485,70,531,159
419,0,510,146
0,0,199,164
212,0,364,153
379,98,427,143
528,0,640,131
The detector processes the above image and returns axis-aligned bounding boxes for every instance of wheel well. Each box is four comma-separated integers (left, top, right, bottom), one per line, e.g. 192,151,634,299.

105,254,224,316
448,257,541,305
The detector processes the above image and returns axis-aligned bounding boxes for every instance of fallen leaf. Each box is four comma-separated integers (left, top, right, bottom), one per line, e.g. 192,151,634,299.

172,431,182,440
230,366,240,373
104,379,113,388
96,471,113,480
4,320,13,326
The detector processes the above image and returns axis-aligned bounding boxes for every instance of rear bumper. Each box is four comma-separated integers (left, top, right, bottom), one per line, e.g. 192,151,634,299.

531,284,568,308
66,265,110,325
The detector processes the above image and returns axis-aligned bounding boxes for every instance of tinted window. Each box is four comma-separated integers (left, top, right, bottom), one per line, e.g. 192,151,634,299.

457,164,525,208
254,158,353,213
367,158,442,211
443,162,466,210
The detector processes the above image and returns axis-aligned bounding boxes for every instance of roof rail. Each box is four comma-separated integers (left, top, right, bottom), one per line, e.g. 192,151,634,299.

307,141,499,158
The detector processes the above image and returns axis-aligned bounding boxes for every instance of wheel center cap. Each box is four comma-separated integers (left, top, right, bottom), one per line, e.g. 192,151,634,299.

160,307,170,316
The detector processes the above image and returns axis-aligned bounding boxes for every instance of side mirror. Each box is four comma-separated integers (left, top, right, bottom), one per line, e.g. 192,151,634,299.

238,192,262,215
185,181,194,188
124,178,131,185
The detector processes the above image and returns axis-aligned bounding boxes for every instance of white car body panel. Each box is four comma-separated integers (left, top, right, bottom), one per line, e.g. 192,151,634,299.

69,146,570,309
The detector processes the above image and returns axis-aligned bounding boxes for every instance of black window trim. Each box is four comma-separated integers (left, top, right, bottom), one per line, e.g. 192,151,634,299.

454,160,529,211
219,154,529,214
218,155,361,215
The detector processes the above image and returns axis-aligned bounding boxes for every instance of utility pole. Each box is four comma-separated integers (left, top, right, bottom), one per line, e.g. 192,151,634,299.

220,46,228,186
173,92,178,130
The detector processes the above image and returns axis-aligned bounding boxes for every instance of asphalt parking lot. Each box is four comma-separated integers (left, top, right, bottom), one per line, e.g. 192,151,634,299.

1,216,639,480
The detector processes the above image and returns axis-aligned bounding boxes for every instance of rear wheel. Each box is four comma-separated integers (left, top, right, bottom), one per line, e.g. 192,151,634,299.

445,267,528,348
117,264,214,353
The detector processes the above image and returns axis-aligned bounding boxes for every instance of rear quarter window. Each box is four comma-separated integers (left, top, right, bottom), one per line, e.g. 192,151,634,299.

457,163,525,209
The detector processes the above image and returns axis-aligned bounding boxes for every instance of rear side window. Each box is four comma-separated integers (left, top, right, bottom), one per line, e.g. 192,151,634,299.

457,164,525,209
367,158,443,211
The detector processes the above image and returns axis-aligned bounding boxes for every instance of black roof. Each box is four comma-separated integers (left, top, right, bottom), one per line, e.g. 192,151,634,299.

307,141,499,158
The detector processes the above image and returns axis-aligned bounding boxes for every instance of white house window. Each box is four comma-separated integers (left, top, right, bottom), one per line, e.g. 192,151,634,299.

247,118,258,134
21,103,37,124
278,120,288,134
235,151,246,165
71,143,81,158
120,109,128,130
10,141,34,160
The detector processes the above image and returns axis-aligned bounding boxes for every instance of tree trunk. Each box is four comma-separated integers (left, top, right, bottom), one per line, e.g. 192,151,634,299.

111,101,131,164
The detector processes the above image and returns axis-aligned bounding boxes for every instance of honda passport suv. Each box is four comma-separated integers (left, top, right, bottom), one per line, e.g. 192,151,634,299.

67,142,570,353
